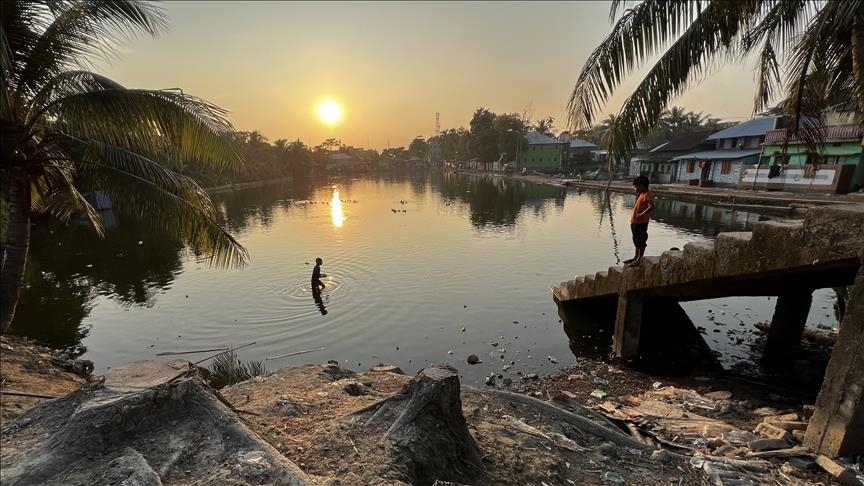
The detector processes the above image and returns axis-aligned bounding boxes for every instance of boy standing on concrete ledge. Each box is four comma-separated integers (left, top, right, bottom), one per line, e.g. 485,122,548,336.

624,176,653,268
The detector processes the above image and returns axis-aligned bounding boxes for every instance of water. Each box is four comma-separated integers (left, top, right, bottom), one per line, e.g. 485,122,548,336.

11,172,839,384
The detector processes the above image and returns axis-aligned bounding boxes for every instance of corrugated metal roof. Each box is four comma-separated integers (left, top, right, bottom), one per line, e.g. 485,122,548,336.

673,149,761,160
569,138,598,149
524,131,566,145
705,117,780,140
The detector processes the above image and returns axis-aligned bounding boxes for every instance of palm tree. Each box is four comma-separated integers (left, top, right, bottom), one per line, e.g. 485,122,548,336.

1,1,247,333
568,1,864,160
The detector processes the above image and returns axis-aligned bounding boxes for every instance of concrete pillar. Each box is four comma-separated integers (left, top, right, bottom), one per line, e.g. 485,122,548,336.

613,294,643,361
764,290,813,363
805,268,864,456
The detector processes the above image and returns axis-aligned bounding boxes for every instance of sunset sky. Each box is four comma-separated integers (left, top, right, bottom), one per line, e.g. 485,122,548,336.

96,1,763,150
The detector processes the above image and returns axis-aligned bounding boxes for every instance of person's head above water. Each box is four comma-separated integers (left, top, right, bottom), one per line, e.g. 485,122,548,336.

315,257,323,265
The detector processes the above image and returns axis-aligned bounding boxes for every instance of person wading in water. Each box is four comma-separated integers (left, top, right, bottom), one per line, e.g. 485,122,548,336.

311,257,326,292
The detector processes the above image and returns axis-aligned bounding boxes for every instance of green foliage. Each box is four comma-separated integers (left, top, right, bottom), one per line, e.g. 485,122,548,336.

207,350,267,389
469,108,501,163
408,137,428,158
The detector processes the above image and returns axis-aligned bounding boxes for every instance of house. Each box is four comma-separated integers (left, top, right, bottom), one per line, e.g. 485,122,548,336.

741,122,864,193
635,130,715,184
675,116,782,187
564,138,600,171
517,131,567,172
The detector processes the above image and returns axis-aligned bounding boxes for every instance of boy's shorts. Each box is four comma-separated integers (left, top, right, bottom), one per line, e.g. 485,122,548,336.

631,223,648,249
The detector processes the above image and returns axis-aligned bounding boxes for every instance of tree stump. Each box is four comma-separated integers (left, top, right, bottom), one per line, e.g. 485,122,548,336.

367,364,484,486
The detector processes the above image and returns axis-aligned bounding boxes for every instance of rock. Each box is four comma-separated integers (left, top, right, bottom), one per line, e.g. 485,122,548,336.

466,354,480,365
598,442,618,459
484,375,496,386
490,342,499,347
71,359,94,378
502,378,512,387
601,471,624,484
371,364,404,375
523,373,539,380
802,404,815,420
791,429,806,443
593,377,608,386
650,449,673,464
754,422,792,441
547,356,558,364
747,438,790,452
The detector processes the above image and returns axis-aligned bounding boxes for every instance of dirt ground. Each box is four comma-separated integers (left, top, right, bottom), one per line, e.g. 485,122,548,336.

0,335,83,425
2,336,860,485
221,362,706,485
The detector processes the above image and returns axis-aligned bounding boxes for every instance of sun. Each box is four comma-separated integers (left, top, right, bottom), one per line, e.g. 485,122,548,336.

317,100,342,126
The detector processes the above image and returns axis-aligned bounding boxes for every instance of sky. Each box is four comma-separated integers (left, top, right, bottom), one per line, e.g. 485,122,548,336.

96,1,765,150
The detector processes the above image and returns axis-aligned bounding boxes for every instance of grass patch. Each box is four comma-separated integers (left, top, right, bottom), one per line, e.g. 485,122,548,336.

207,350,266,389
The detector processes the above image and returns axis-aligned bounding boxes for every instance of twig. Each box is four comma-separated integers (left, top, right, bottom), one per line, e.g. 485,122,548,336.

213,389,261,416
192,341,256,365
348,436,359,453
0,390,58,399
265,346,327,361
156,347,229,356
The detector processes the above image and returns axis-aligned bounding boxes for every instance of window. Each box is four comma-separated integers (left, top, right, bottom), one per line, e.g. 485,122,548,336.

722,139,734,149
720,160,732,175
823,156,843,165
687,161,696,173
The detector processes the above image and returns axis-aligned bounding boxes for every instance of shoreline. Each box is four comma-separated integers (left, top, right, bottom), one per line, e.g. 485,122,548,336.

204,176,294,195
451,169,864,210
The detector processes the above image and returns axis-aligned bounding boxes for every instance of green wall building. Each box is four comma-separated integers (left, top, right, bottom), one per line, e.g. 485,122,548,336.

518,131,566,172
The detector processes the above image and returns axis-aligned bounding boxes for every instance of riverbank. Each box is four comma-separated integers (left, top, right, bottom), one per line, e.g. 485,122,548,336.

204,176,294,194
2,338,860,485
452,169,864,210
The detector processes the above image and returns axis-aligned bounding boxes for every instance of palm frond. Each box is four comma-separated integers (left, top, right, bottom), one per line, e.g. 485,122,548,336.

601,1,762,158
30,159,105,236
754,40,782,114
25,69,123,120
567,0,737,130
12,0,166,108
69,138,247,268
36,87,243,172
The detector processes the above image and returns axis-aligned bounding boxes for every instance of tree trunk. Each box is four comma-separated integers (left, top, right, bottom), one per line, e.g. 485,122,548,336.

1,169,31,334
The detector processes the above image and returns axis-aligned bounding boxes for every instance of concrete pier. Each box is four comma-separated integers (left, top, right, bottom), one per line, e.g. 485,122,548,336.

553,204,864,456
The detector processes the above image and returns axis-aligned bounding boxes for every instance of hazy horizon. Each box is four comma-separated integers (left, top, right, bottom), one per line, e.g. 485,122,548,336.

95,1,765,150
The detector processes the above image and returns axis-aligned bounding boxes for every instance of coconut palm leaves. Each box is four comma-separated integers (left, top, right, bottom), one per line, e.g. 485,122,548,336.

1,0,247,332
568,0,864,160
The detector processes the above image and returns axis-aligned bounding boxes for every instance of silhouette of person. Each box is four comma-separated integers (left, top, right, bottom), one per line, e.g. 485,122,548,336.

312,287,328,315
311,257,326,292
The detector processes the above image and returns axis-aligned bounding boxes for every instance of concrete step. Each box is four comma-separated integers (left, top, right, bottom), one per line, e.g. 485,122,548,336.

715,232,755,276
682,241,716,281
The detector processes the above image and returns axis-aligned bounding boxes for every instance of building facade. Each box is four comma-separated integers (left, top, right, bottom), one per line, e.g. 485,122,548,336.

741,123,864,193
675,117,781,187
518,131,567,172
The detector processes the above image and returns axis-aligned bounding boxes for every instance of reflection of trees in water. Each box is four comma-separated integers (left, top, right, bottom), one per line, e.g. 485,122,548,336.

432,173,564,228
11,216,184,349
213,181,311,235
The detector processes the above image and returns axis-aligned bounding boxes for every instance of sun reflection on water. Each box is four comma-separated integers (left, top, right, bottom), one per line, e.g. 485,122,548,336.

331,188,345,228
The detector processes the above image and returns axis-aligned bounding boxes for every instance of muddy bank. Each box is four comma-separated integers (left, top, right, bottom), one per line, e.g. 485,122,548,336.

0,335,84,425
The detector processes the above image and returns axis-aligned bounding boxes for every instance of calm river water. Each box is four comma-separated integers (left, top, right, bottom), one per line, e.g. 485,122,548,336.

12,172,839,384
